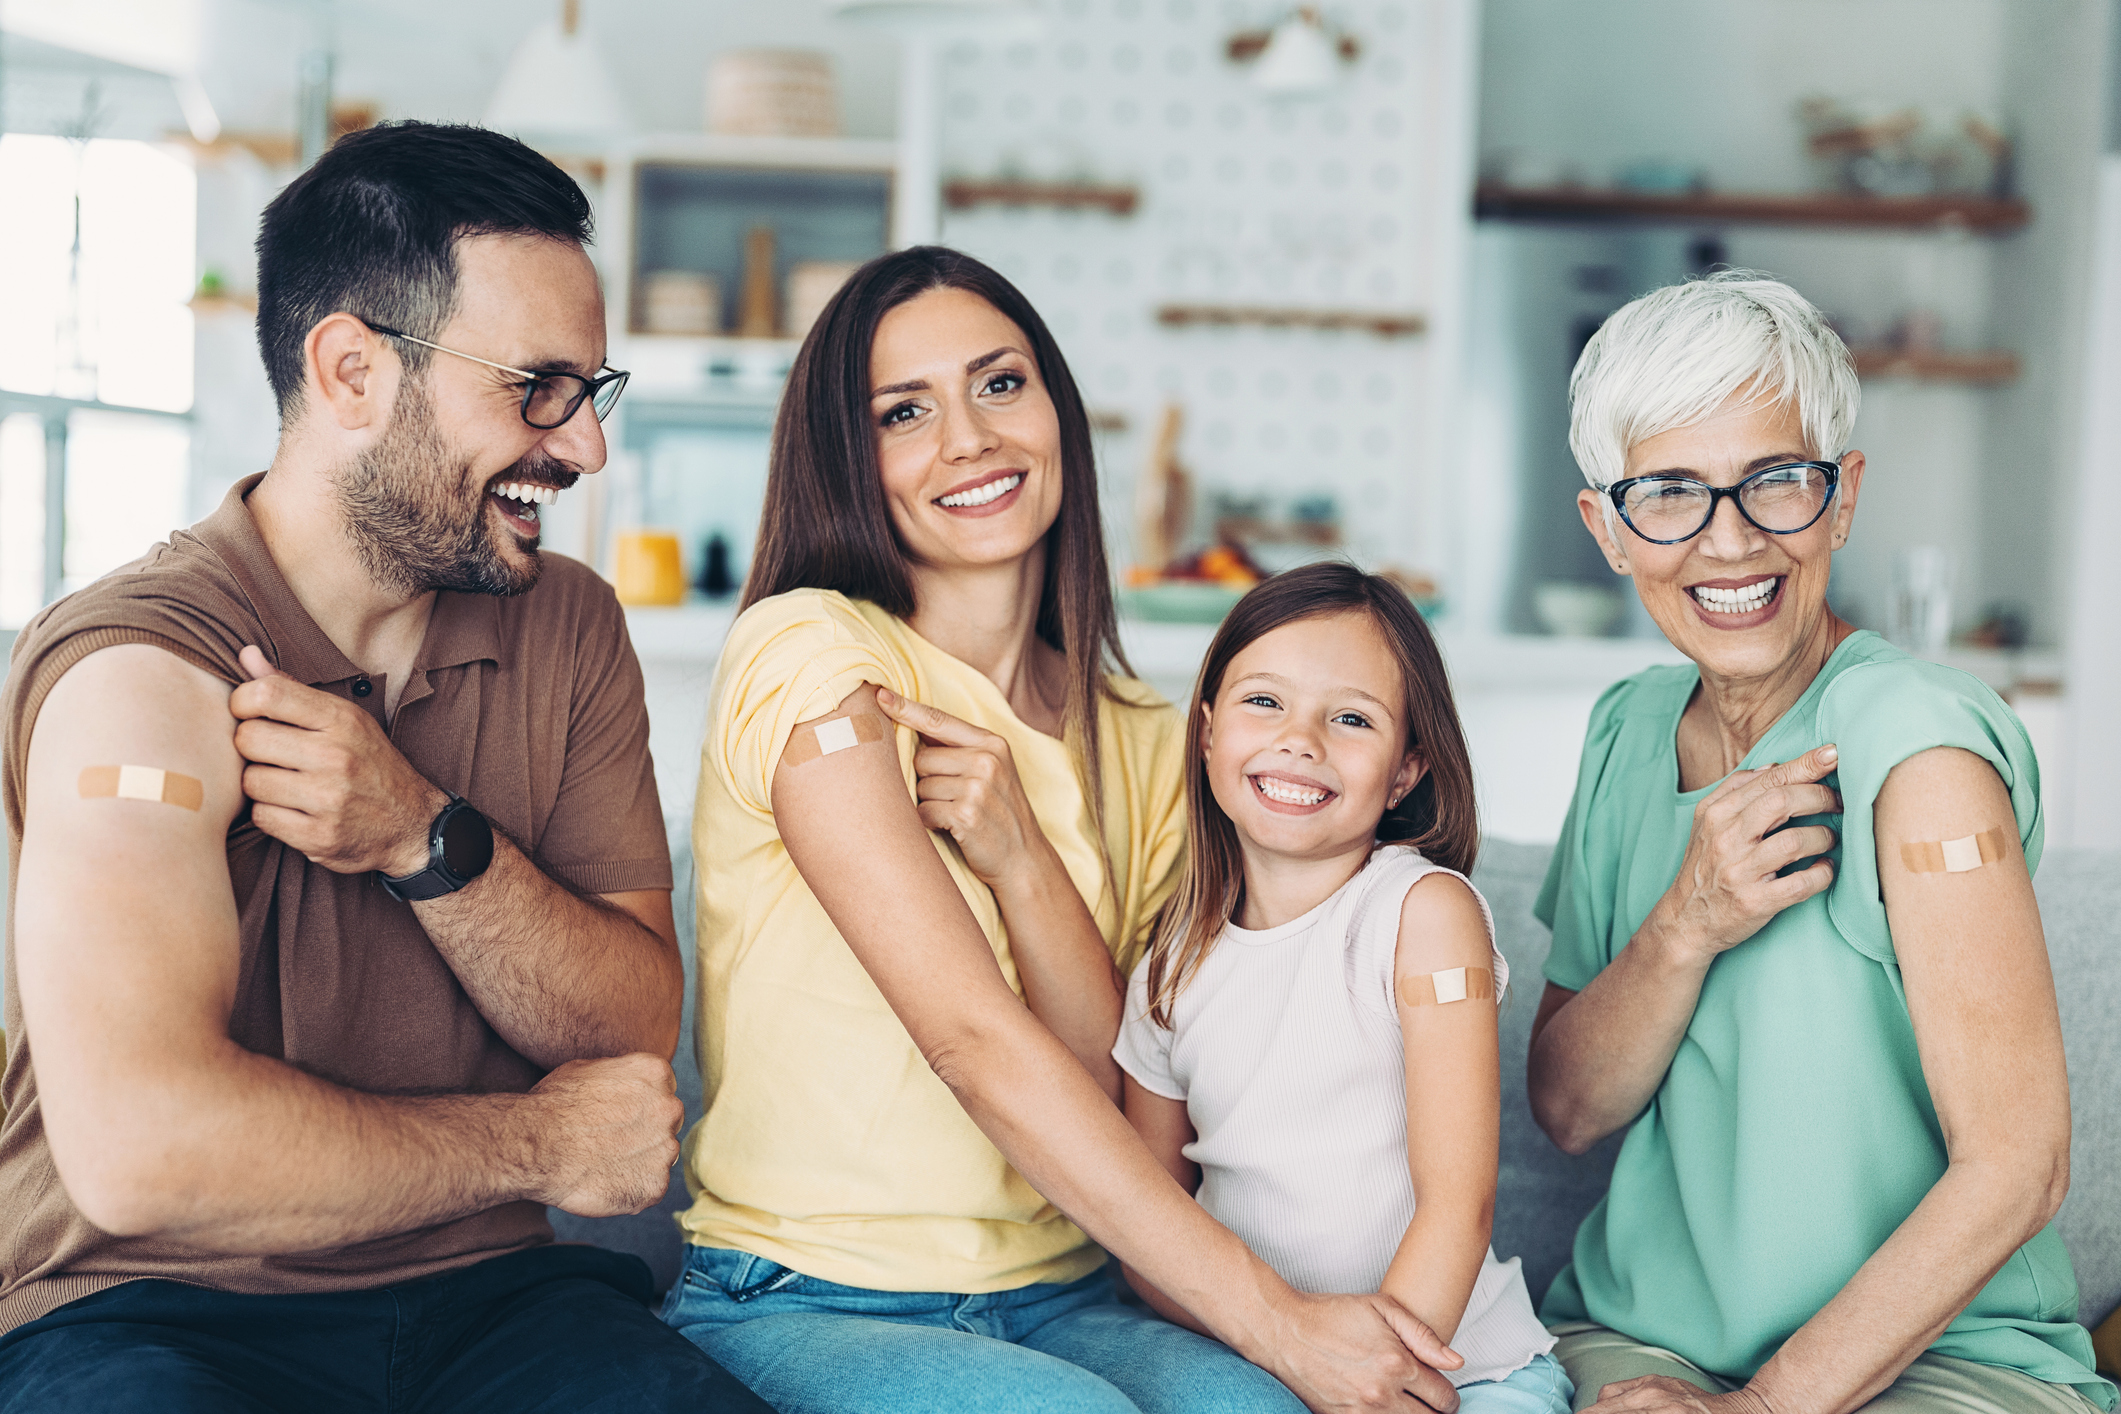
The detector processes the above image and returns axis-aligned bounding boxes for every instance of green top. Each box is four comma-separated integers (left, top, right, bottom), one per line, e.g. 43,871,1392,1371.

1537,630,2114,1409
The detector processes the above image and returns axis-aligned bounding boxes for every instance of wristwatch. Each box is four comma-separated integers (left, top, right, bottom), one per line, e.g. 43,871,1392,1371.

378,794,495,903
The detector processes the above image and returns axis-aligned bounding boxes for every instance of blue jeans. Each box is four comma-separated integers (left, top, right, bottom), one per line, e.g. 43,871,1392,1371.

0,1245,767,1413
663,1244,1574,1414
661,1245,1303,1413
1459,1354,1575,1413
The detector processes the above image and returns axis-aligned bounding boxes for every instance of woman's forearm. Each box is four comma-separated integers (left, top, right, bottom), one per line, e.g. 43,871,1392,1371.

1527,909,1714,1153
1122,1260,1216,1336
958,1025,1323,1350
928,1007,1294,1342
1747,1154,2065,1414
990,847,1125,1099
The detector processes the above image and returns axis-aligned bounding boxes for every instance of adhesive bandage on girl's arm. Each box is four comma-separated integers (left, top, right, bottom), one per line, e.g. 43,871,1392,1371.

781,713,888,766
1397,966,1494,1008
1901,828,2008,874
77,765,204,810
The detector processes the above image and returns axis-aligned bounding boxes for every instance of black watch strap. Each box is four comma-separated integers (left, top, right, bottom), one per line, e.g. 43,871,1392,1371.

379,794,494,903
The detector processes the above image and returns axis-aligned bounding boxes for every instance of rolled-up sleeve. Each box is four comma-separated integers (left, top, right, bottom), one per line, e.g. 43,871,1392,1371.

709,591,911,820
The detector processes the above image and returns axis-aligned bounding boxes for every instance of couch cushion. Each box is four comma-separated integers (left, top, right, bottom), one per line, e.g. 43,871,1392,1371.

1473,840,1622,1305
2040,849,2121,1326
547,818,702,1294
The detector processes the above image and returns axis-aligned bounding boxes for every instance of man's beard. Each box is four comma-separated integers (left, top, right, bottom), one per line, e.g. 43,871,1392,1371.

334,380,577,598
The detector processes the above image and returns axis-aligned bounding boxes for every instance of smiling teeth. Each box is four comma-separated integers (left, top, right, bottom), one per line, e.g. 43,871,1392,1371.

1254,777,1329,806
938,474,1023,508
496,483,558,506
1691,579,1778,613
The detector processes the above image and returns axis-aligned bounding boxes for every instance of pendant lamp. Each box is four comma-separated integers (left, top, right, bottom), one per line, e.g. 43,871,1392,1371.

484,0,633,148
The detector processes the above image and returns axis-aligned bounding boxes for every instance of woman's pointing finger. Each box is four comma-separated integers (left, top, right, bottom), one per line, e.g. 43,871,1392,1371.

875,685,983,747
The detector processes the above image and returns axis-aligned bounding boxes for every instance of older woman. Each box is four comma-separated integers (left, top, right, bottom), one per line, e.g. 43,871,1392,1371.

1525,273,2114,1414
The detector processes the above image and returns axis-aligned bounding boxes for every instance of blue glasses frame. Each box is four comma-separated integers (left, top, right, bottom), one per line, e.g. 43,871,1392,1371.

1606,460,1841,545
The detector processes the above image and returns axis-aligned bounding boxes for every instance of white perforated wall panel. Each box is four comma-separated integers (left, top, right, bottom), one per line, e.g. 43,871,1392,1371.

936,0,1474,580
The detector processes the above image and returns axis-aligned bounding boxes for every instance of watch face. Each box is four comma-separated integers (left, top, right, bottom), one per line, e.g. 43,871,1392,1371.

438,804,495,881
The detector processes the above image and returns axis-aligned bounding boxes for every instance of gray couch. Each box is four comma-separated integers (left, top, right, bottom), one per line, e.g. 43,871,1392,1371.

556,835,2121,1334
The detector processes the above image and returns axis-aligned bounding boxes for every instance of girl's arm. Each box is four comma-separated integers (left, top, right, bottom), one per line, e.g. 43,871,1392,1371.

1610,747,2069,1414
774,685,1464,1414
1119,1075,1214,1334
1380,873,1502,1346
875,688,1123,1097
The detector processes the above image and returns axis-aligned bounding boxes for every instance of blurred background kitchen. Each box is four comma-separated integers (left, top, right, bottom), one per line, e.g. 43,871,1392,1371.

2,0,2117,848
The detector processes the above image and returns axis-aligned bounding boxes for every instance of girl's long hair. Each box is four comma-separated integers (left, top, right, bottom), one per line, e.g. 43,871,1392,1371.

1142,562,1479,1027
745,245,1134,850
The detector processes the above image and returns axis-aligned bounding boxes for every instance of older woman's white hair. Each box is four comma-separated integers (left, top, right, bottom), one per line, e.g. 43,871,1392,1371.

1568,271,1862,494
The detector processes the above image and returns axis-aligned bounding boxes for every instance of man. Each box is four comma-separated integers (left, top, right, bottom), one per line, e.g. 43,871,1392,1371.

0,122,768,1412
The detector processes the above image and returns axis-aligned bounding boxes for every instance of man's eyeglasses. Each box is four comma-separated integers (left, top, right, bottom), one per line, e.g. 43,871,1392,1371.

1606,461,1841,545
365,322,630,431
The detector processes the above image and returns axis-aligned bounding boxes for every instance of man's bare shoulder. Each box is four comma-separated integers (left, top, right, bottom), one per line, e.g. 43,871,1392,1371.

26,645,246,835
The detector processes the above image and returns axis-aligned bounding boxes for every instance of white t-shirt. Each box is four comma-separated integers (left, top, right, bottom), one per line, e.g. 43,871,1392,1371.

1113,845,1556,1387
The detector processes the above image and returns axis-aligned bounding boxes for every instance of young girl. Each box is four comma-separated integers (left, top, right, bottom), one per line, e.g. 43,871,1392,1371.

1114,563,1573,1414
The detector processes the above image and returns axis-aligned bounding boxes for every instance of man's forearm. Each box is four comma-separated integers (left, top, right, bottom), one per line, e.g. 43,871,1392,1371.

412,835,683,1068
87,1041,540,1251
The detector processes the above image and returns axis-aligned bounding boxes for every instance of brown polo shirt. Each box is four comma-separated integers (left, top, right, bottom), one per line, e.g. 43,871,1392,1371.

0,473,671,1332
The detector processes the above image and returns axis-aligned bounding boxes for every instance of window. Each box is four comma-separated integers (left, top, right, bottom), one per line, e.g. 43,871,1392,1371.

0,134,194,625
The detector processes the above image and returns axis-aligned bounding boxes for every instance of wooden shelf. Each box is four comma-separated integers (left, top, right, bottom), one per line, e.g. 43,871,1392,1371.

1473,183,2030,233
1155,305,1427,337
1850,347,2020,384
944,179,1140,216
188,292,257,315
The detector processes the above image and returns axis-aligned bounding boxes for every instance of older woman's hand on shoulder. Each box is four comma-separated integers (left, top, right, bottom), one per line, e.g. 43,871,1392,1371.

1651,743,1842,965
1526,738,1842,1155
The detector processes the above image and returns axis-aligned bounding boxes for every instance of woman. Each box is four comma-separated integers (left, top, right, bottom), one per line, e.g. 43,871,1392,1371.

664,247,1460,1414
1526,271,2114,1414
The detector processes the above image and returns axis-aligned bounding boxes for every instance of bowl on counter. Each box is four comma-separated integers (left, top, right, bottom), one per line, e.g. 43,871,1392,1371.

1119,582,1250,624
1532,580,1624,638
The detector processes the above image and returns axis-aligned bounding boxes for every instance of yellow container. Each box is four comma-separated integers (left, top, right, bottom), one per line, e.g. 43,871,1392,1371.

614,530,687,606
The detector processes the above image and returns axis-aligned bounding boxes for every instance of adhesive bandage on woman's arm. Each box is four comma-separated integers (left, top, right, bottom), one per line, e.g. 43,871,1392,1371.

1398,966,1495,1008
77,765,204,810
781,713,888,766
1901,828,2009,874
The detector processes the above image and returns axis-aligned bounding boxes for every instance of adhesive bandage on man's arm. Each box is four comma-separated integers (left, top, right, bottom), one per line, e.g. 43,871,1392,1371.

1398,966,1495,1008
780,713,888,767
77,765,204,811
1900,828,2009,874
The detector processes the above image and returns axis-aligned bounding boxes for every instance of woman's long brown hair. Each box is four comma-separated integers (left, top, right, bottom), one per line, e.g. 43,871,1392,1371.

1143,562,1479,1027
745,245,1135,853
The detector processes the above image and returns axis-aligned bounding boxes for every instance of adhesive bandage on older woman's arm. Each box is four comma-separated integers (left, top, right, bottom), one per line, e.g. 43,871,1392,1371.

1899,828,2009,874
781,713,889,767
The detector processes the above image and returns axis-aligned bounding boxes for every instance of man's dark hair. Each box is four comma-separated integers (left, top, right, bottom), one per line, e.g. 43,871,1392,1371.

254,121,594,417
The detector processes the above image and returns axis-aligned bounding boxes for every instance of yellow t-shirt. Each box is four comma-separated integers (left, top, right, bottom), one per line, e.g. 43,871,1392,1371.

678,589,1189,1293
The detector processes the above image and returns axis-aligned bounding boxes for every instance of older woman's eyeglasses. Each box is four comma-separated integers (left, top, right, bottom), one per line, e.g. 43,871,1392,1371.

365,322,630,430
1607,461,1840,545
